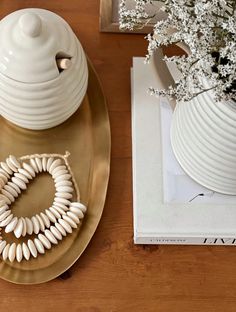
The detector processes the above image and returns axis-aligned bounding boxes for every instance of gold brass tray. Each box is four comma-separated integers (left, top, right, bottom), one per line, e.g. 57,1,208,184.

0,61,111,284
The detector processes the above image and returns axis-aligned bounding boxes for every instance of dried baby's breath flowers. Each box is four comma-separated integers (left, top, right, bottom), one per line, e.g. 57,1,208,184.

120,0,236,102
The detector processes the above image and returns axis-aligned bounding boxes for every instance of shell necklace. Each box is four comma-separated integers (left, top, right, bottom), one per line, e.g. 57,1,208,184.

0,152,86,263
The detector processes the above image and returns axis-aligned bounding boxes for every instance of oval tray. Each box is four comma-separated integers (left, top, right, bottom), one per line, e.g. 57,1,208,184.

0,60,111,284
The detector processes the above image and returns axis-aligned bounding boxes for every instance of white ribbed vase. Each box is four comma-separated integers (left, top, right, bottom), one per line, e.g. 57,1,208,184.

171,90,236,195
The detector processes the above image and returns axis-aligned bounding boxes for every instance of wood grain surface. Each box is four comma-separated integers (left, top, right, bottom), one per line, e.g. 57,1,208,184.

0,1,236,311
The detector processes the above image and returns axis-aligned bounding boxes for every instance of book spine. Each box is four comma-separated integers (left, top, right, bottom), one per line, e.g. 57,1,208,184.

134,236,236,246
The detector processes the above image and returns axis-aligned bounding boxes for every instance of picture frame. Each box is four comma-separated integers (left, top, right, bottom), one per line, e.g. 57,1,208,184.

99,0,165,34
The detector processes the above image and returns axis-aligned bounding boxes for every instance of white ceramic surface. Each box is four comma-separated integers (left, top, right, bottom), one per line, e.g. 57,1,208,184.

0,8,88,130
171,89,236,195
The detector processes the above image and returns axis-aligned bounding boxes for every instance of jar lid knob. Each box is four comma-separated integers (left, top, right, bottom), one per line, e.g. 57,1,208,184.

19,12,42,37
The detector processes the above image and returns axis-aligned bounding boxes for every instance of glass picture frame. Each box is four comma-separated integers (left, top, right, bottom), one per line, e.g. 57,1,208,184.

99,0,166,33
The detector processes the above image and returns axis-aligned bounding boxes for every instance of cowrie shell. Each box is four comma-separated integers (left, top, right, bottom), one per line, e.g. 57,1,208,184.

2,244,10,261
35,158,43,172
55,192,73,199
55,174,71,183
34,238,45,254
0,210,11,222
22,162,36,177
14,172,29,184
25,217,33,235
0,173,8,183
31,216,40,234
53,202,68,211
16,244,23,262
0,168,10,179
46,157,54,172
69,206,84,219
21,217,27,237
36,214,45,232
6,158,17,172
0,214,13,227
0,174,8,183
30,159,39,173
62,215,77,229
44,229,58,245
4,184,18,197
2,189,15,202
56,186,74,193
52,170,68,179
55,180,72,188
0,178,5,188
0,194,11,205
8,182,21,194
55,222,67,236
52,205,66,216
14,218,24,238
42,157,47,171
0,204,9,215
67,211,80,224
28,240,37,258
45,209,56,223
54,197,71,206
38,234,51,250
49,207,61,219
22,242,30,261
50,226,62,240
0,241,6,254
58,218,72,233
40,212,50,228
51,165,67,176
70,202,87,213
18,168,33,180
8,243,16,262
12,177,27,190
5,216,18,233
1,162,12,175
9,155,21,169
49,159,62,174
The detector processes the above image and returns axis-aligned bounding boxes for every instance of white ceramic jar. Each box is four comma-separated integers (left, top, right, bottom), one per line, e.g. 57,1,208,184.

0,8,88,130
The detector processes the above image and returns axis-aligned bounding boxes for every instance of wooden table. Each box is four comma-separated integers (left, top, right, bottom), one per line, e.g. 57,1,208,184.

0,1,236,311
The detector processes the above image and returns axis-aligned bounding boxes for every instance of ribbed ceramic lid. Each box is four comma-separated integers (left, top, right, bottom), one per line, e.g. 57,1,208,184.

0,8,77,83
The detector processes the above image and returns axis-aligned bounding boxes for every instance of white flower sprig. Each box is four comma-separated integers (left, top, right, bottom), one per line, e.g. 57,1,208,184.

119,0,236,102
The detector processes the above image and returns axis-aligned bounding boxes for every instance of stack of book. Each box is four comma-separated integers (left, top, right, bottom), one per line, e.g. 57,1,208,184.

131,57,236,245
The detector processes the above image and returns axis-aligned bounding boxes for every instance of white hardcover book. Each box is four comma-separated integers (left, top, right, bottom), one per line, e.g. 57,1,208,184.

132,57,236,245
